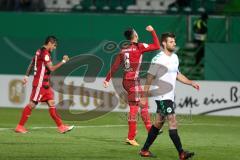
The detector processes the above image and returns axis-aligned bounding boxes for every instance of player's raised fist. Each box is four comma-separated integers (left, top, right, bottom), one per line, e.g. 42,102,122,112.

63,55,70,62
146,25,154,32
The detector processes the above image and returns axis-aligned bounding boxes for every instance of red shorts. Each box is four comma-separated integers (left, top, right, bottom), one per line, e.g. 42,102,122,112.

122,79,142,103
30,86,54,103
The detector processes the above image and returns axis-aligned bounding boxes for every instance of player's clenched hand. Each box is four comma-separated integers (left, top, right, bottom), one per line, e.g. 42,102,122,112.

22,76,28,86
146,25,154,32
103,81,109,88
191,82,200,90
62,55,70,63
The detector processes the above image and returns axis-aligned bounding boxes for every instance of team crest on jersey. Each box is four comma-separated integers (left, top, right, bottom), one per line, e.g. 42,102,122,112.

45,55,50,61
167,107,172,113
143,43,149,48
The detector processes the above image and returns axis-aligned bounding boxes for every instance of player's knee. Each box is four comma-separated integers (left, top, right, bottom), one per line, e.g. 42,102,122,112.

154,119,165,129
154,122,161,129
29,102,36,109
140,101,148,109
128,111,138,121
169,120,177,129
171,123,177,129
129,101,139,107
129,106,139,121
48,100,55,106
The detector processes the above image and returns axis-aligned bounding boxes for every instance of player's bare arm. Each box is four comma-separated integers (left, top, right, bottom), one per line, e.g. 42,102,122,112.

144,73,155,94
46,55,69,72
177,72,200,90
141,25,160,52
140,73,155,105
23,59,34,85
104,53,122,88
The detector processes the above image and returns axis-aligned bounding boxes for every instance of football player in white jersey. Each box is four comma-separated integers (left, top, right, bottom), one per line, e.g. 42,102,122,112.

139,32,200,160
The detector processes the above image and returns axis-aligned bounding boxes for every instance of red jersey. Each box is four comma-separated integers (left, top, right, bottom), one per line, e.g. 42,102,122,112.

32,47,52,87
105,30,160,81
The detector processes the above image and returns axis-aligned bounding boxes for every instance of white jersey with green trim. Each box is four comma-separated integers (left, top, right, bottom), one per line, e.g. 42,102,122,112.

150,51,179,101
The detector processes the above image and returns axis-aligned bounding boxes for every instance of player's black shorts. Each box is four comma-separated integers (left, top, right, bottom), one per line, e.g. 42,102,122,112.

155,100,175,116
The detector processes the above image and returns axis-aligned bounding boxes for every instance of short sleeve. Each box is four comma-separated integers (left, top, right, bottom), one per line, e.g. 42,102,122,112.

148,62,161,76
148,54,168,77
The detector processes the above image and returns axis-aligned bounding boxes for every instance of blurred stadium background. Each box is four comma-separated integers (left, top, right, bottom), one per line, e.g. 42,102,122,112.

0,0,240,160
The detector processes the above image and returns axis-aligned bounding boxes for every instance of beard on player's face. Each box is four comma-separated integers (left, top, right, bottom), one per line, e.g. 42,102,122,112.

165,41,176,52
164,37,176,52
166,45,175,52
163,43,175,52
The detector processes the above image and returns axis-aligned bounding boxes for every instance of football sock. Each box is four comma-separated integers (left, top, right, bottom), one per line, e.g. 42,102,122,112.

169,129,184,154
142,125,160,151
128,105,139,140
18,104,32,126
49,106,63,127
140,102,152,132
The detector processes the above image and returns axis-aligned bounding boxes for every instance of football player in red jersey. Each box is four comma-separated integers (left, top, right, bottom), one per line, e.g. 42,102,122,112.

103,25,160,146
15,36,74,134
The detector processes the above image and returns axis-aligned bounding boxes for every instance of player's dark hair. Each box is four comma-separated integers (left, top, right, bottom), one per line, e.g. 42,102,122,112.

161,32,176,46
44,36,57,45
124,28,135,40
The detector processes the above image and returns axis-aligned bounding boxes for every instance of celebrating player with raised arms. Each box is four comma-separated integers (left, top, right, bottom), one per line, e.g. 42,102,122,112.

103,25,160,146
15,36,74,134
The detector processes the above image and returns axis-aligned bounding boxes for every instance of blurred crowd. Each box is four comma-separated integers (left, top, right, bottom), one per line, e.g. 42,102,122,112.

0,0,45,11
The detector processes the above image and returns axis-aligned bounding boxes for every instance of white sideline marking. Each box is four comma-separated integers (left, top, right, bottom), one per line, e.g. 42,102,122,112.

0,124,128,131
0,123,239,132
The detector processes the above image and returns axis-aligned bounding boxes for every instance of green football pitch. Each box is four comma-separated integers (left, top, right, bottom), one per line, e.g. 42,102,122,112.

0,108,240,160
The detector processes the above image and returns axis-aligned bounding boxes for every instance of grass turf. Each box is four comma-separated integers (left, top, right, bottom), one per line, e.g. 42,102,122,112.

0,108,240,160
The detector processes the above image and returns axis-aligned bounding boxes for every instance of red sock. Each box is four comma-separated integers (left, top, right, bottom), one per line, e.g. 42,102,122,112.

141,102,152,132
49,106,63,127
128,105,139,140
18,104,32,126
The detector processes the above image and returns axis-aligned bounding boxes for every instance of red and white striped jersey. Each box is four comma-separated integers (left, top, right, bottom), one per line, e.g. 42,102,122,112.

31,47,52,87
105,30,160,81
